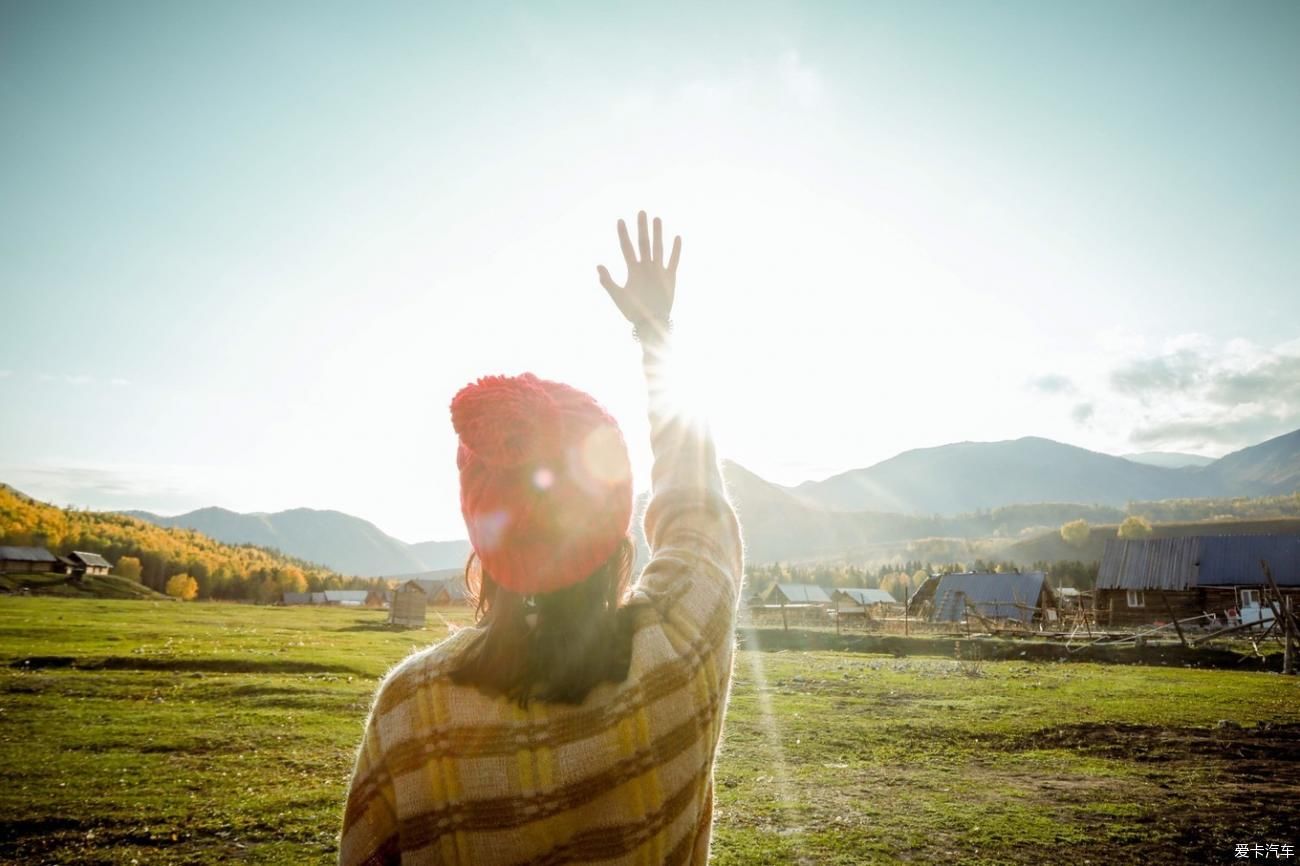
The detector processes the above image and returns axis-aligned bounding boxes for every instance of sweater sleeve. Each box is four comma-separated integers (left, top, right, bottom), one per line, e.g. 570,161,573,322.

633,337,744,633
339,705,401,866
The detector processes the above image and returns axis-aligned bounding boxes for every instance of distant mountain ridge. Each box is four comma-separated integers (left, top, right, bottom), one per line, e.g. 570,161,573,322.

785,428,1300,514
1122,451,1216,469
120,427,1300,572
123,506,470,577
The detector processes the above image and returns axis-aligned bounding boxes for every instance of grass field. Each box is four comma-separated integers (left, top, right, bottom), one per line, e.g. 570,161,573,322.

2,599,1297,865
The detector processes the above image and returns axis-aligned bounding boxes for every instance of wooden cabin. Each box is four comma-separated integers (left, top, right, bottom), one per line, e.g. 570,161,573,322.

1096,535,1300,627
67,551,111,576
763,583,832,607
907,571,1055,626
0,546,58,574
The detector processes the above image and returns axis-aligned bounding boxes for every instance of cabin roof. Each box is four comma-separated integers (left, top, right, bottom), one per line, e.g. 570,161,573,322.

771,583,832,604
1097,535,1300,590
70,550,112,569
929,571,1050,624
0,546,57,563
834,587,897,605
323,590,370,602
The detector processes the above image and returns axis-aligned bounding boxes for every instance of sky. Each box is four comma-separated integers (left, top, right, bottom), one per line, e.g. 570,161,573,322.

2,0,1298,542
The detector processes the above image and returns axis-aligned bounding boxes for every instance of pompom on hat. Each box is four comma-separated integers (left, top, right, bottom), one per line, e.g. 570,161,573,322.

451,373,634,595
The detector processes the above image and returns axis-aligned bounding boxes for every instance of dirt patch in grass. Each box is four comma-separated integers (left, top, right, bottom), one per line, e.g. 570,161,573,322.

999,721,1300,865
1009,720,1300,763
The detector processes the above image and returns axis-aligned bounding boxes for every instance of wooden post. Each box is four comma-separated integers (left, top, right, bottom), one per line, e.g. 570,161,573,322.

1260,560,1300,643
835,597,841,636
903,579,910,637
781,598,788,633
1161,591,1189,648
1285,596,1295,676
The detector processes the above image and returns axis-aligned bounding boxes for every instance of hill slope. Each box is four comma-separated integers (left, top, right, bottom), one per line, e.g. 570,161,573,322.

0,571,170,600
1198,428,1300,493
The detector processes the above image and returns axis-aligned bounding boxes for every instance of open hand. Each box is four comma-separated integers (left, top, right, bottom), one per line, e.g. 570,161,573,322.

597,211,681,330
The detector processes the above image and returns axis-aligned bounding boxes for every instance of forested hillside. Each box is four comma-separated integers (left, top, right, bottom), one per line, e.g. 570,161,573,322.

0,485,370,602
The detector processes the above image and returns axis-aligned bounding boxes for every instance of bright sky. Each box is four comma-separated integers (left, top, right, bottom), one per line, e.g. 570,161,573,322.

3,1,1298,542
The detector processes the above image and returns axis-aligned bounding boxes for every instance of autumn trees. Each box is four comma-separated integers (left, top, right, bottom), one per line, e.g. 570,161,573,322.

0,485,350,602
166,573,198,600
1060,519,1091,549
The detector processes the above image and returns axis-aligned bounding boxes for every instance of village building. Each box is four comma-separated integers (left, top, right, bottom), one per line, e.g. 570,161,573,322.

67,551,112,576
389,580,430,627
383,569,470,605
0,546,58,574
1096,535,1300,627
321,590,371,607
282,592,312,606
908,571,1055,626
831,587,898,608
762,583,832,607
829,587,899,624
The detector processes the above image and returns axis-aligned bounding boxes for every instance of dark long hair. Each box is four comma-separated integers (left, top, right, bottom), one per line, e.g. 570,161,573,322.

449,536,637,707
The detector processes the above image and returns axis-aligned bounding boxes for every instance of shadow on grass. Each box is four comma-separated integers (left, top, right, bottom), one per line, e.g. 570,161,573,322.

8,655,363,675
335,622,428,633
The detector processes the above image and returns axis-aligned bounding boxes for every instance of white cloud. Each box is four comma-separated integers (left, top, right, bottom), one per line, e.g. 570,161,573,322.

1105,337,1300,452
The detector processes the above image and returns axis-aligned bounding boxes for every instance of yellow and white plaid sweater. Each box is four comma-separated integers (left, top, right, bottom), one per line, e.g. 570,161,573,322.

339,411,744,865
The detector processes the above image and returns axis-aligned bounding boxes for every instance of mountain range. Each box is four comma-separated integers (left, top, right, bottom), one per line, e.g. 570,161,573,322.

122,427,1300,573
122,506,471,577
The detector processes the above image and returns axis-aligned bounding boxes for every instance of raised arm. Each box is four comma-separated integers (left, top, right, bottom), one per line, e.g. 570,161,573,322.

597,212,742,606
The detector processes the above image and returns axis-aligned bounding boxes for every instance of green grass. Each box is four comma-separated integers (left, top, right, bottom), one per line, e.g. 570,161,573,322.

1,599,1297,865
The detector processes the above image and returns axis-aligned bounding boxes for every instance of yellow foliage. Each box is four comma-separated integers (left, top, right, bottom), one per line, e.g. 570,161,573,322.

1060,519,1090,549
1117,515,1154,539
0,484,349,601
115,556,143,582
166,573,198,600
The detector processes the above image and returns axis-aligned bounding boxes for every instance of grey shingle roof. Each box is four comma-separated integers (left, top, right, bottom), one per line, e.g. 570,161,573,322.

0,546,57,563
1097,535,1300,590
1197,535,1300,586
771,583,832,604
835,587,898,605
70,551,112,569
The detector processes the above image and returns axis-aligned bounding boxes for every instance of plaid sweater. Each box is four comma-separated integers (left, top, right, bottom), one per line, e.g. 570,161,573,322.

339,400,744,865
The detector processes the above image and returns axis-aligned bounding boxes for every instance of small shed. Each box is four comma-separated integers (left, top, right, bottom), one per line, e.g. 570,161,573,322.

909,571,1054,626
68,551,112,576
764,583,832,606
0,546,58,574
389,580,429,627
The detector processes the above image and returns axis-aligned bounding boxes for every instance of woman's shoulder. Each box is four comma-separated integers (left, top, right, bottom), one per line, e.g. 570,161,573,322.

371,625,486,715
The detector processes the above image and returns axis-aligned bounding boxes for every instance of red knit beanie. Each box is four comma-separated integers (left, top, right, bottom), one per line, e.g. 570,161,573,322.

450,373,634,595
